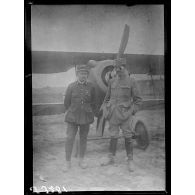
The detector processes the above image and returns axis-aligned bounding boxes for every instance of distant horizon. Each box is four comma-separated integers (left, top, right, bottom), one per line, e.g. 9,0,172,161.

32,71,164,89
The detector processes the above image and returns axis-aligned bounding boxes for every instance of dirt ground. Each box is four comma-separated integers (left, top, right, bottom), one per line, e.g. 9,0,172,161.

33,109,165,192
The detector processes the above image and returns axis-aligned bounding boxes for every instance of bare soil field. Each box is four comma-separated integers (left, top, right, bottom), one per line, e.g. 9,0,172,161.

33,109,165,192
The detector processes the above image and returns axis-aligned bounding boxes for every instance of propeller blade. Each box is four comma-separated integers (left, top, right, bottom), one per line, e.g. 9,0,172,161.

117,24,130,59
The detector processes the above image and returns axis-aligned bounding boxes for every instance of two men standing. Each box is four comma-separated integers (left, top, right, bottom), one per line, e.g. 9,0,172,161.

64,58,142,172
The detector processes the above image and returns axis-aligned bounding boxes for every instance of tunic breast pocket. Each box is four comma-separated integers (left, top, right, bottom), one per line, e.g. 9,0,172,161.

119,85,131,97
72,89,80,98
111,86,118,97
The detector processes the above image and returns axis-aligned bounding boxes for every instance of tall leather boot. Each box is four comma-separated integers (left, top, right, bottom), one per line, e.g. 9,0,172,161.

125,138,134,172
101,138,118,166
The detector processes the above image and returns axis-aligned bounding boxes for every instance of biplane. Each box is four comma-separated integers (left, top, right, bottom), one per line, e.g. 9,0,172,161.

32,25,164,150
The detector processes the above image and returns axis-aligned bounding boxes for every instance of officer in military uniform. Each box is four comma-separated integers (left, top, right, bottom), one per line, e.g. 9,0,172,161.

64,64,98,171
101,58,142,172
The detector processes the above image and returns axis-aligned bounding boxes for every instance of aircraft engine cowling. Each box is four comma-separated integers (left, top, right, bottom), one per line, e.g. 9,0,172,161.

88,60,114,93
87,60,114,109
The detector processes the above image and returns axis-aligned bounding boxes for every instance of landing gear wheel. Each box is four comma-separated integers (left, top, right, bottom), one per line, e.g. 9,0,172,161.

134,121,149,150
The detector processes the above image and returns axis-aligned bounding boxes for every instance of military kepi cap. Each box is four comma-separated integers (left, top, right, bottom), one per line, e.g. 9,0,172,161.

75,64,90,73
113,58,126,67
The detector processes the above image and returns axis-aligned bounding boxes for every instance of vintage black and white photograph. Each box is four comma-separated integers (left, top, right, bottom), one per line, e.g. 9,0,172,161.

30,4,165,192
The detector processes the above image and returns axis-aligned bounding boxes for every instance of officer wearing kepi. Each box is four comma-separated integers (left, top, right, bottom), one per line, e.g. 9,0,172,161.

64,64,98,172
100,58,142,172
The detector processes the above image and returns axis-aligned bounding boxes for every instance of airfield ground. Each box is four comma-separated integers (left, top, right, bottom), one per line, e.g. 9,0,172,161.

33,109,165,192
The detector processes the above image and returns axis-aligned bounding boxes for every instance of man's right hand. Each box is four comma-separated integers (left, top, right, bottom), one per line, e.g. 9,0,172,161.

64,111,68,118
100,101,110,110
98,103,106,117
100,104,104,111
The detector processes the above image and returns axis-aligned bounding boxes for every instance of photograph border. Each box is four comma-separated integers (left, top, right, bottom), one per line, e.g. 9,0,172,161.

24,0,171,194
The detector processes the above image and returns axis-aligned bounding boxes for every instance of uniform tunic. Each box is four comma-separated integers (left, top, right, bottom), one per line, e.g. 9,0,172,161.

104,75,142,138
64,81,97,125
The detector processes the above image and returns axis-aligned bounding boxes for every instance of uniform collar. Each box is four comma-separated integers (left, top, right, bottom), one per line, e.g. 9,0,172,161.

77,80,87,85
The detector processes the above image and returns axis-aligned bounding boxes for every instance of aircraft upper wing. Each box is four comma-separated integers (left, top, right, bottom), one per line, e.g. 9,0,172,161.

32,51,164,75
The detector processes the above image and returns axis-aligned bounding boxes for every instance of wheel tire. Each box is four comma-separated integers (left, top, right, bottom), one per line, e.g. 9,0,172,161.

135,121,149,150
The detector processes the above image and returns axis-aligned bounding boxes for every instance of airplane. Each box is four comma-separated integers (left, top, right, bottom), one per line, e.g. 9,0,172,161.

32,25,164,150
32,51,164,108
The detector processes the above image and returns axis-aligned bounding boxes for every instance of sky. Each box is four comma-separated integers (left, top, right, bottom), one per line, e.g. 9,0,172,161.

31,5,164,88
